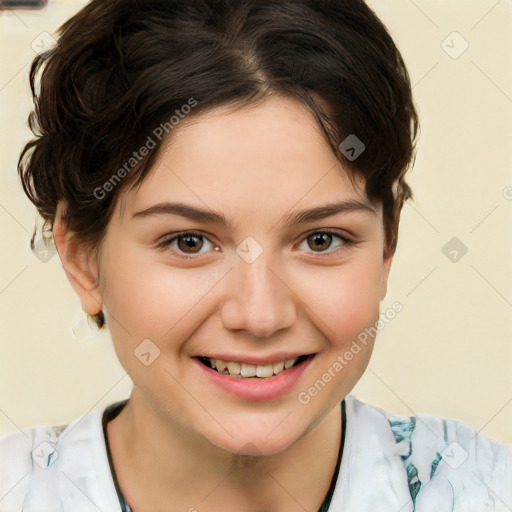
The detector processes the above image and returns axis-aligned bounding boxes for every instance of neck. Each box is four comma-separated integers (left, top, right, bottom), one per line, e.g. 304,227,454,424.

107,387,343,512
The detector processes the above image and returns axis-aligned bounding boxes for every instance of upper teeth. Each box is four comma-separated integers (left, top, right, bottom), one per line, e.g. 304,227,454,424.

207,357,299,378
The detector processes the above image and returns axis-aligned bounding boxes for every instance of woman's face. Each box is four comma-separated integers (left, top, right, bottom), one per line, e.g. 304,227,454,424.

89,96,392,455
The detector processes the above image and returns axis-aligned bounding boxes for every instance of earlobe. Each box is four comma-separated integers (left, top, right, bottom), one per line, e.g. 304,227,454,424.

53,204,103,316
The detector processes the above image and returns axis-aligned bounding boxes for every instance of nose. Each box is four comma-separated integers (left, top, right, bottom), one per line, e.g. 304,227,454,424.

220,254,297,338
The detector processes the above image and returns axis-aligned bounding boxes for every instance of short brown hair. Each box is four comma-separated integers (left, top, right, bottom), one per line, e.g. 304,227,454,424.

18,0,419,329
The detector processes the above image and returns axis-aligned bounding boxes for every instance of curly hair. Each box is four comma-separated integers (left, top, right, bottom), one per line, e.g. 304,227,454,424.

18,0,419,329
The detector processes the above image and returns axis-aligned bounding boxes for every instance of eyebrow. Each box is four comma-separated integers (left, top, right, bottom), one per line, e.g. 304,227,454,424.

131,199,376,229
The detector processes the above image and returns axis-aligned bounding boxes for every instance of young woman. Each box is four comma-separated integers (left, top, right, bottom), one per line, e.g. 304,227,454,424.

1,0,511,510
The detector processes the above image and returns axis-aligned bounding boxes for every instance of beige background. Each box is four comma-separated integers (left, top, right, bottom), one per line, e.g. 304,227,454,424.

1,0,511,443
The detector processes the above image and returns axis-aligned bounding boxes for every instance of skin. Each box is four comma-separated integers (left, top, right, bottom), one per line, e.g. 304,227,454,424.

54,95,393,512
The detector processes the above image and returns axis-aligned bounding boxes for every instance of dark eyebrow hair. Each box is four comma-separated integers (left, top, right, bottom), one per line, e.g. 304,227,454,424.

131,199,376,229
281,199,376,226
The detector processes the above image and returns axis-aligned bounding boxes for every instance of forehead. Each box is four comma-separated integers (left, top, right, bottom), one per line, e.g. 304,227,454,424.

117,96,374,223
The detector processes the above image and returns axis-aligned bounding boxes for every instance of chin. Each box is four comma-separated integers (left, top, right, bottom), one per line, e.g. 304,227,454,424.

201,418,309,457
216,435,298,457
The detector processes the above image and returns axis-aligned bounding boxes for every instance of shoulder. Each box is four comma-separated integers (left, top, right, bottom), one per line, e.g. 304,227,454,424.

341,394,512,511
0,406,121,511
0,420,66,510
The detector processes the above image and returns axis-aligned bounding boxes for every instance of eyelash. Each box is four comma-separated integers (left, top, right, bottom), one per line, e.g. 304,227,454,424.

156,230,356,260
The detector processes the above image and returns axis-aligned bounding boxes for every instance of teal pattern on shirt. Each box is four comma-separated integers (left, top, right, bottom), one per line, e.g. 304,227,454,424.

389,416,446,509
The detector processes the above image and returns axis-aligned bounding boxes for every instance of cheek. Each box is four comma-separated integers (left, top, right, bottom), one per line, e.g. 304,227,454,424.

298,254,385,343
295,255,385,404
100,247,224,341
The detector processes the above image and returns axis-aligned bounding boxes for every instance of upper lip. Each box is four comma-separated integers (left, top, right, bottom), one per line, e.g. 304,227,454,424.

194,353,315,365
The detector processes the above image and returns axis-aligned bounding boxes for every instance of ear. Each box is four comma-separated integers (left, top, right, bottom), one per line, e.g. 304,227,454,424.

53,202,103,316
379,248,394,301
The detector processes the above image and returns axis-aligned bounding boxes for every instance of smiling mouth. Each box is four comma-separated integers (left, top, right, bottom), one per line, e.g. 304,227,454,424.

197,355,313,378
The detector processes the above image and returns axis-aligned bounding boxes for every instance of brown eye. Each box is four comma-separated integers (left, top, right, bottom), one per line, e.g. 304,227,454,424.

296,231,353,255
157,232,218,258
307,233,333,252
177,234,204,253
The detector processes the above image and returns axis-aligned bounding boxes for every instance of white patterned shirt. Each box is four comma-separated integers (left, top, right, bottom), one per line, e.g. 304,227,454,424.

1,394,511,511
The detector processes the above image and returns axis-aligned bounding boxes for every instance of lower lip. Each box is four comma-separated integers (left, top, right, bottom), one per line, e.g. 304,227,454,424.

193,356,315,401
